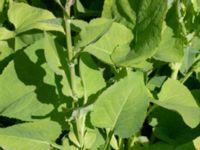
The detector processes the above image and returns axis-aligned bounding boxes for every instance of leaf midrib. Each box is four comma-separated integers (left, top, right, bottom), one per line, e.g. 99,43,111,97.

111,81,136,130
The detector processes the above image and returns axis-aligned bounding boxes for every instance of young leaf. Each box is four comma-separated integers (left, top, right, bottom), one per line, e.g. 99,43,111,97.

151,78,200,128
91,71,149,138
0,120,61,150
81,18,133,64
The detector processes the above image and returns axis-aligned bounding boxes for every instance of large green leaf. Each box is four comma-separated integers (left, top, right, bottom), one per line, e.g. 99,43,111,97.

111,0,167,65
151,78,200,128
91,71,149,138
8,2,64,34
0,120,61,150
80,18,133,65
79,53,106,101
0,39,58,121
153,24,184,62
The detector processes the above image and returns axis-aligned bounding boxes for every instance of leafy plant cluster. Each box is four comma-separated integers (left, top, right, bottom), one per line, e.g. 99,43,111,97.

0,0,200,149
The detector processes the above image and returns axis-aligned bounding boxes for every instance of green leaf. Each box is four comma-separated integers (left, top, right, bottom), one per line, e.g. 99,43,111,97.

0,27,15,40
147,76,167,91
14,30,44,50
102,0,136,29
71,19,88,32
0,39,60,121
0,41,13,61
180,47,197,74
153,24,184,62
0,120,61,150
149,106,200,145
111,0,167,65
0,61,53,121
44,32,64,75
79,53,106,101
8,2,64,34
81,18,133,65
91,71,149,138
76,18,114,48
151,78,200,128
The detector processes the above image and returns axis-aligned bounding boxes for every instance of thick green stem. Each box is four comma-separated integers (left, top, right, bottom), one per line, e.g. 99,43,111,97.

170,62,181,80
64,2,77,102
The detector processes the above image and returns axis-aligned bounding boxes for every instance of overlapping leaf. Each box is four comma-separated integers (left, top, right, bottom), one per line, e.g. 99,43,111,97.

111,0,167,66
8,2,64,34
78,18,133,65
91,71,149,138
0,120,61,150
153,24,184,62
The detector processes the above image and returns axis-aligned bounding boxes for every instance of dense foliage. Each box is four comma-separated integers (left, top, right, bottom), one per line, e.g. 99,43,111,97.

0,0,200,149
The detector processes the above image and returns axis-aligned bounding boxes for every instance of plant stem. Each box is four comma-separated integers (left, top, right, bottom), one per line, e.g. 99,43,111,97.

103,131,113,150
170,62,181,80
64,1,77,102
64,1,84,149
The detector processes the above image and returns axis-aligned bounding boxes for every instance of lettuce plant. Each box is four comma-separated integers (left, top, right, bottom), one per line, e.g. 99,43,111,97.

0,0,200,149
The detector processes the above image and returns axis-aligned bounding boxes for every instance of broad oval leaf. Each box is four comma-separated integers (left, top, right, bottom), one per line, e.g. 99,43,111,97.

91,71,149,138
151,78,200,128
